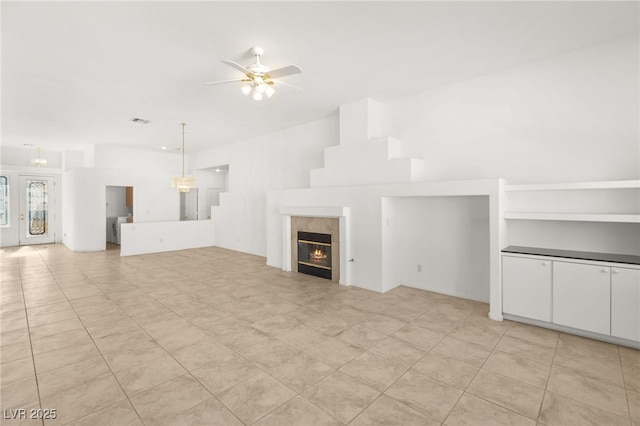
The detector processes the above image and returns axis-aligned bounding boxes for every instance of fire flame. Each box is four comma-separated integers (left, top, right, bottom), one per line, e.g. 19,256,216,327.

310,249,327,261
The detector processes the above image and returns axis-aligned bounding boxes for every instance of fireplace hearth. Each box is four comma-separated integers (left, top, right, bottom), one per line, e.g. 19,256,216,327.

297,231,332,279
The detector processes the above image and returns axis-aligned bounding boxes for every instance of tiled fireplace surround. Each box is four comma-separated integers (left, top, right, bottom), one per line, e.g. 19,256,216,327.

291,217,340,282
279,206,350,286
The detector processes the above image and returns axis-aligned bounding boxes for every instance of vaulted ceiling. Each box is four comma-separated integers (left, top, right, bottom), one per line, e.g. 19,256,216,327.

2,1,638,153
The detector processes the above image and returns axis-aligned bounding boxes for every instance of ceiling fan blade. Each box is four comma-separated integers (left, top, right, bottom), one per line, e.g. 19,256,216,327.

221,60,253,76
273,79,303,91
204,79,247,85
266,64,302,79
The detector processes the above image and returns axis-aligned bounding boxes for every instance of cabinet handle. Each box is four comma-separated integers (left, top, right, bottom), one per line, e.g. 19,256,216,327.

612,269,619,274
601,269,609,273
541,262,548,266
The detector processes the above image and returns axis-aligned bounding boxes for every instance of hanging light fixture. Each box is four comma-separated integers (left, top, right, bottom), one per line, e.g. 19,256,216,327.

171,123,196,192
240,76,276,101
205,47,301,101
31,147,47,168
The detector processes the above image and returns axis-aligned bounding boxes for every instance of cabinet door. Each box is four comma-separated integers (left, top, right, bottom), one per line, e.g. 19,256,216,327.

553,262,610,335
502,256,551,321
611,267,640,342
125,187,133,207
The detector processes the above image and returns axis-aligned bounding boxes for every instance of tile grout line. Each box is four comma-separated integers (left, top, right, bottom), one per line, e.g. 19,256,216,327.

16,256,45,426
618,345,635,422
207,286,417,424
439,314,506,425
39,253,148,426
543,335,634,422
437,317,564,424
536,331,560,423
8,245,638,425
347,305,475,425
84,268,261,426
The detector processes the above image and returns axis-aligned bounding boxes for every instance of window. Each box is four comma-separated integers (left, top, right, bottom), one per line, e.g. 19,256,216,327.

0,176,8,227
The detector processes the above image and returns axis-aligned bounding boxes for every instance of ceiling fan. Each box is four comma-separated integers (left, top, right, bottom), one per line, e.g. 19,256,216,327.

205,47,302,101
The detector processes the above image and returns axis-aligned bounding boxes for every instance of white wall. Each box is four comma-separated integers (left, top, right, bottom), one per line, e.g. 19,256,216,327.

199,35,638,262
60,144,221,252
64,149,93,170
94,145,183,173
504,187,640,255
1,145,95,171
1,146,63,169
382,196,490,302
508,221,640,256
120,220,214,256
193,169,227,220
267,179,501,300
267,185,386,292
0,148,65,248
0,168,63,248
63,167,180,251
105,186,130,217
192,116,338,256
386,34,639,183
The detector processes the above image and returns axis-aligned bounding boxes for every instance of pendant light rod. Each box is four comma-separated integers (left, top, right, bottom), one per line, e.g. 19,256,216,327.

181,123,186,178
172,122,196,193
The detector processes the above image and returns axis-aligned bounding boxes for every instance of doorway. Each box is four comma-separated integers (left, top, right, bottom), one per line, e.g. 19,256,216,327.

19,175,55,245
180,189,198,221
106,186,133,246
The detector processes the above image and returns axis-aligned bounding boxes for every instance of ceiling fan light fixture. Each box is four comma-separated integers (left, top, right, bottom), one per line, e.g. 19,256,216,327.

265,86,275,98
206,47,301,101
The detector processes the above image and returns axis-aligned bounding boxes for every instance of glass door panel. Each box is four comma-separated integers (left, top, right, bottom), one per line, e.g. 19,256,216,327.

19,176,55,245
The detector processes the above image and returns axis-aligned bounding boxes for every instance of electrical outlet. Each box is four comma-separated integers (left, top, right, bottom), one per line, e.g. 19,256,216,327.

417,264,422,272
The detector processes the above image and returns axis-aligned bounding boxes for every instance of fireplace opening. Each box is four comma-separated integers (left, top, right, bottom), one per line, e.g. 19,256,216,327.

297,231,332,279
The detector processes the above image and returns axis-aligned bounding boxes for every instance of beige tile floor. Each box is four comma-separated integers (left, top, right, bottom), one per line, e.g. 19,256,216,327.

0,244,638,426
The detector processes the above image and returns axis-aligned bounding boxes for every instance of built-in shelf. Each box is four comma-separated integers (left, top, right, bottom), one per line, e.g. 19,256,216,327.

504,180,640,192
504,212,640,223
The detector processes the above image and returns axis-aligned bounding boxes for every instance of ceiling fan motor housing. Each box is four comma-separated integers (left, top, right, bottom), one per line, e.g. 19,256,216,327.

248,47,269,75
250,46,265,57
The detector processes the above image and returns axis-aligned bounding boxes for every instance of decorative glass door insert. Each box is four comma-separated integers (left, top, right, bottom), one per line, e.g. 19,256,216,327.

19,176,55,245
27,179,48,236
0,176,9,227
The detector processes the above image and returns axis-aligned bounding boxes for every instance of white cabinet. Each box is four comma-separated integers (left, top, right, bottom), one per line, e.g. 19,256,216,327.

502,256,551,321
552,261,611,335
502,248,640,345
611,267,640,341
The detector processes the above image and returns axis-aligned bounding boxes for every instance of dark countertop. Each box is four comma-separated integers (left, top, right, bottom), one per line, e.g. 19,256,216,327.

502,245,640,266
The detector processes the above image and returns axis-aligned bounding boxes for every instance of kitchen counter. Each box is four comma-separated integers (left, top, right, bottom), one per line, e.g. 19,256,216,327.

502,245,640,266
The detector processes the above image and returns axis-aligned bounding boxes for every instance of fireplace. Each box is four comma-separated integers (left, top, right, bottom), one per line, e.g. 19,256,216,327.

297,231,332,279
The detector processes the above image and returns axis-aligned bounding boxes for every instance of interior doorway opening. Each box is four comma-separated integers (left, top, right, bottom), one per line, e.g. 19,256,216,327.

106,186,133,250
180,189,198,221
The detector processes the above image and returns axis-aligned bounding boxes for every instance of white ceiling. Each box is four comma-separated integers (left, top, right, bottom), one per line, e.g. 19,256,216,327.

2,1,638,154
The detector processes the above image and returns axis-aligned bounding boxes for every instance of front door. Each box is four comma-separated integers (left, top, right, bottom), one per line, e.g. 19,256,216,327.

19,176,55,245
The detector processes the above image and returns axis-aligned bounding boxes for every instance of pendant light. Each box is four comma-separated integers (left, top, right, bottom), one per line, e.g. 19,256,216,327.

171,123,196,192
31,146,47,168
